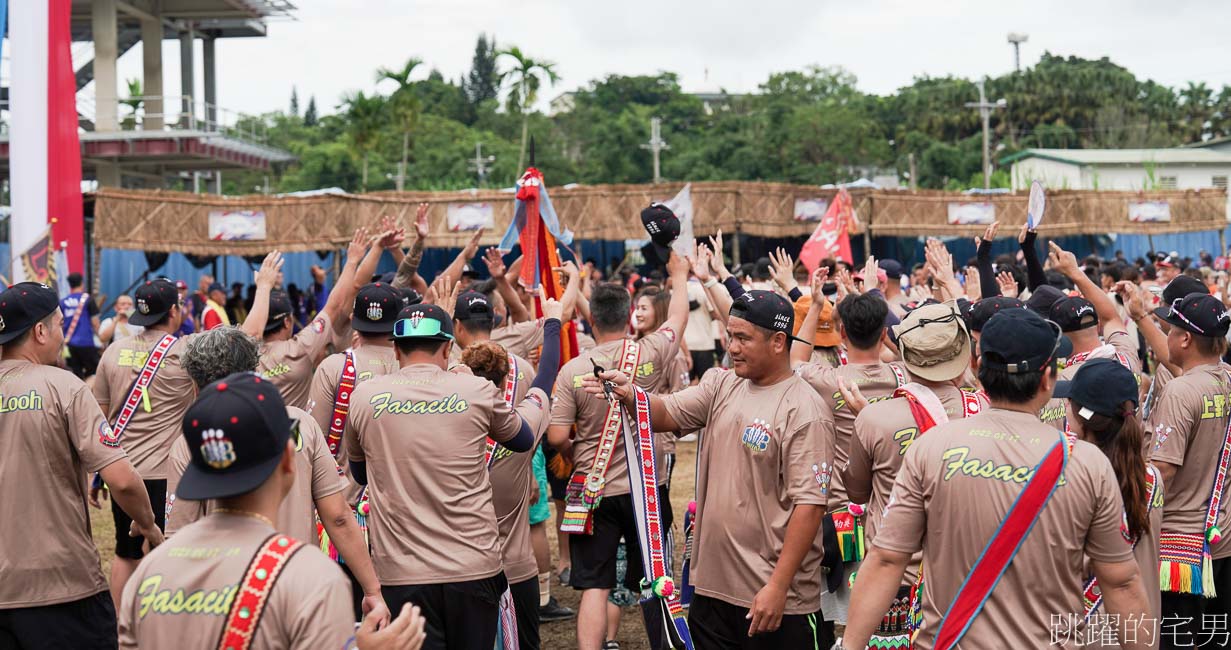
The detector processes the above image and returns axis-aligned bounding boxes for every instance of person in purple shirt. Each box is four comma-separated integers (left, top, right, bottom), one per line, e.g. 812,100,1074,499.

175,280,197,335
59,272,101,378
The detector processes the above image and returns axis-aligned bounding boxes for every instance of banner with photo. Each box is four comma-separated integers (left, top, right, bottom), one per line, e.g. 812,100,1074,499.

1128,200,1171,223
793,198,830,222
208,210,267,241
946,202,996,226
447,202,496,231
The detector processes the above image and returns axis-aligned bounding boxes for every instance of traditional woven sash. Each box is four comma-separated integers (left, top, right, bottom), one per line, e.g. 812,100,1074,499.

65,293,89,343
931,430,1073,650
622,386,693,649
318,487,369,563
104,334,177,447
1159,372,1231,598
1084,465,1162,618
561,340,640,535
485,353,520,467
216,534,305,650
325,350,357,458
680,501,697,607
837,348,849,366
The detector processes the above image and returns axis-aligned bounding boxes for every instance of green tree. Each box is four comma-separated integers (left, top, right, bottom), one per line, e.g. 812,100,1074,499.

340,91,385,191
464,34,500,109
290,86,299,117
120,78,143,130
376,57,425,191
303,96,318,127
499,46,560,170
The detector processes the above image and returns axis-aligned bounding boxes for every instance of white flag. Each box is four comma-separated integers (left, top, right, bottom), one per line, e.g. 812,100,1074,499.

665,184,694,258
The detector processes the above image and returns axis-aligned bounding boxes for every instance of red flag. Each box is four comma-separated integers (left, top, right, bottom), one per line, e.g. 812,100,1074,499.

799,188,854,272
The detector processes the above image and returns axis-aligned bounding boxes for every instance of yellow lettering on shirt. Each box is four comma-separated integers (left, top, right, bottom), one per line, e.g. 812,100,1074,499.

1200,393,1231,420
940,447,1048,485
894,427,919,456
369,392,470,418
636,362,655,378
137,575,235,618
0,390,43,413
118,349,150,368
832,390,894,412
1038,404,1066,423
261,363,292,379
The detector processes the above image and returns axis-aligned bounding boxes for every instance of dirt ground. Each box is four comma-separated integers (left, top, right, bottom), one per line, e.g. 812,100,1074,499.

91,439,698,650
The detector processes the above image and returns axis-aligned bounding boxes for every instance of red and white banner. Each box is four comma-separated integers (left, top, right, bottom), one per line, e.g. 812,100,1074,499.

9,0,84,282
799,187,855,272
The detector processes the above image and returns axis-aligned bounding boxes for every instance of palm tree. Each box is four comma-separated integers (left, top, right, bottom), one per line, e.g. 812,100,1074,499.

498,46,560,170
376,57,423,191
340,91,383,191
120,79,144,130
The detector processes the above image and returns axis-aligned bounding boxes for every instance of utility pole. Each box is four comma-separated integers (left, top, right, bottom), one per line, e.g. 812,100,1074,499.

965,80,1007,189
1007,33,1029,72
640,117,670,184
467,142,496,187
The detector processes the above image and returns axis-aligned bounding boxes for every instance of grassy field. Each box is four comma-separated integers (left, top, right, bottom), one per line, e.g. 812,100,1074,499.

91,440,698,650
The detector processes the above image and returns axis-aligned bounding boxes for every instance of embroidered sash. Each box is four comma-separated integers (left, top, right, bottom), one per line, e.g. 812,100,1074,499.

325,350,357,458
1084,465,1162,617
491,352,521,650
485,353,520,467
104,334,177,447
561,340,641,535
216,534,305,650
623,386,693,649
65,293,89,342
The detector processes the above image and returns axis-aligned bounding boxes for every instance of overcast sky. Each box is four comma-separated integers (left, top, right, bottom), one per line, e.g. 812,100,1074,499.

109,0,1231,120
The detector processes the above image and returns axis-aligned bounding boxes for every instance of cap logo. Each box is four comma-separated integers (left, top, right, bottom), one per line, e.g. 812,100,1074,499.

1220,311,1231,323
1076,305,1094,317
773,313,791,331
137,299,150,315
408,311,424,328
469,296,487,307
199,428,237,469
366,303,383,321
0,314,5,332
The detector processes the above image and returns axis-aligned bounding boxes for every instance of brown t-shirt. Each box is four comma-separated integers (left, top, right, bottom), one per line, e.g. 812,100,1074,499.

345,363,539,585
93,330,202,479
0,360,128,608
492,318,545,361
662,369,835,614
1149,363,1231,558
845,384,988,564
258,314,333,410
797,360,908,510
1040,330,1141,430
550,330,679,497
165,407,345,543
489,358,549,585
117,514,353,649
309,345,399,460
873,408,1132,649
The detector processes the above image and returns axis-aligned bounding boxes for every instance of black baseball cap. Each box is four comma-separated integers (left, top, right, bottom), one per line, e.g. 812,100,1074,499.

980,308,1072,374
131,279,180,327
1153,293,1231,338
1024,285,1066,316
461,264,481,279
729,290,808,344
879,259,904,280
1048,297,1098,333
177,372,294,500
391,304,455,341
265,290,294,333
1053,358,1139,419
965,296,1024,333
352,283,401,334
1162,275,1209,306
640,203,680,264
398,287,423,308
454,290,493,322
0,282,60,345
207,282,225,294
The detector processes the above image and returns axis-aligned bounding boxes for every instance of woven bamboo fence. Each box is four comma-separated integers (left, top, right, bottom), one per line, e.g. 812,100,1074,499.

91,184,1228,255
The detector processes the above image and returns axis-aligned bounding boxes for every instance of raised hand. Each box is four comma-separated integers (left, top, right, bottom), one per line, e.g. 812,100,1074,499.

1047,241,1080,278
835,267,854,299
965,267,982,301
541,296,563,321
482,247,507,278
692,242,713,282
255,250,285,290
809,267,831,304
463,228,485,257
414,203,430,239
667,251,690,279
997,271,1018,299
1115,281,1147,321
347,227,370,262
975,221,1000,249
708,229,724,259
861,255,879,288
769,247,798,293
427,277,462,317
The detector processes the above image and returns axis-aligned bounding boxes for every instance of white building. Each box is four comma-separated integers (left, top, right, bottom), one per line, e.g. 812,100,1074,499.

1001,148,1231,192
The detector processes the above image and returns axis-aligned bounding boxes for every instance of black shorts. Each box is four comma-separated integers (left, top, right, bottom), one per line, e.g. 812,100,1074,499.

542,446,568,502
381,573,507,650
689,350,715,380
569,490,674,592
509,576,540,650
110,479,166,561
0,591,117,650
688,593,828,650
66,346,101,379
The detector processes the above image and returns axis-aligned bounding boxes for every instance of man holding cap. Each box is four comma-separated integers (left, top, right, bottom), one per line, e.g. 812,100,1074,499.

0,282,161,648
844,308,1150,649
586,289,835,649
1147,293,1231,638
93,262,273,603
344,299,558,648
841,301,985,647
200,282,230,331
118,372,362,648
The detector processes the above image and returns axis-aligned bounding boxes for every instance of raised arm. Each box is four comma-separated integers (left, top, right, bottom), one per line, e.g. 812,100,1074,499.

484,249,532,324
1019,224,1047,291
557,261,582,323
1050,241,1126,332
438,227,484,289
240,251,284,338
974,221,1000,298
1117,281,1181,376
791,268,830,365
393,203,430,294
663,252,691,336
319,229,372,335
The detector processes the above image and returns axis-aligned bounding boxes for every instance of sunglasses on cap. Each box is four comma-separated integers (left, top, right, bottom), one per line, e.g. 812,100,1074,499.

392,315,454,340
1166,297,1205,334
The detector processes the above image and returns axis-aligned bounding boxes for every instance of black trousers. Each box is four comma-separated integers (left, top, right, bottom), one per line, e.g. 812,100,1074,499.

688,593,831,650
382,573,507,650
1160,557,1231,649
0,591,117,650
509,576,540,650
110,479,166,560
66,346,100,379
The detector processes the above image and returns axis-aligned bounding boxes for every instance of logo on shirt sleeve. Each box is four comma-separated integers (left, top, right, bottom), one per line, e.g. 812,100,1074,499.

312,318,326,334
813,462,831,496
741,418,772,452
99,421,121,448
660,327,677,344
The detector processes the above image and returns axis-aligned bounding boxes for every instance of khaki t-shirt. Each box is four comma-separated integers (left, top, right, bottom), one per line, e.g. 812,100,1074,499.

117,514,353,650
550,330,679,497
93,330,201,478
797,360,908,511
489,361,550,585
0,360,128,608
309,345,399,462
662,369,834,615
345,364,538,585
258,314,333,410
1040,329,1141,430
165,407,345,543
492,318,545,361
1149,363,1231,559
873,409,1132,649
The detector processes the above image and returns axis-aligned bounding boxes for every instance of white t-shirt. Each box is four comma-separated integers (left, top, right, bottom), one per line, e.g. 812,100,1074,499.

101,318,144,344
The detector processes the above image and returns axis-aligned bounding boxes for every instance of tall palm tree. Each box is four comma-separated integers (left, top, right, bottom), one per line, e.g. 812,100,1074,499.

376,57,423,191
498,46,560,170
340,91,383,191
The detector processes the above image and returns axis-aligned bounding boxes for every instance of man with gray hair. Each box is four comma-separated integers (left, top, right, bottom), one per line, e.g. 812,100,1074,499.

164,325,390,626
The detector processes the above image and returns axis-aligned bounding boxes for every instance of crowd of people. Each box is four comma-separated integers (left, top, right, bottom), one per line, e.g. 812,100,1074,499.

3,199,1231,650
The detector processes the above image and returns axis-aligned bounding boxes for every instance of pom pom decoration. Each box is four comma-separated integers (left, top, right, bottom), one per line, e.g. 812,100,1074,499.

1209,526,1223,545
359,501,371,516
687,501,697,515
848,571,859,589
849,504,866,517
651,576,675,598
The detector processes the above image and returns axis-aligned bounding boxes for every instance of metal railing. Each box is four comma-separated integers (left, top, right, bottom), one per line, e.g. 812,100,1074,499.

74,94,270,144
